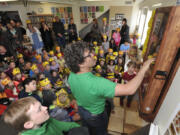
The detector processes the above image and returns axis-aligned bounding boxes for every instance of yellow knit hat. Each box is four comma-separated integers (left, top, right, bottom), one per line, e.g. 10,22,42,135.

17,53,23,59
42,61,49,67
39,78,51,87
35,54,41,60
56,46,60,51
1,78,11,86
12,68,21,76
31,64,38,71
78,37,81,41
103,35,107,39
49,51,54,55
113,52,118,56
108,48,113,53
49,57,54,62
103,17,107,21
57,53,62,58
56,88,70,108
110,56,115,60
95,65,101,71
93,41,97,45
55,80,63,87
99,50,104,54
118,51,123,55
26,20,31,24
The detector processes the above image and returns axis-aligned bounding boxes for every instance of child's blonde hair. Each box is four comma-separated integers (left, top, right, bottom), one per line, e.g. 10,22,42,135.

3,97,38,132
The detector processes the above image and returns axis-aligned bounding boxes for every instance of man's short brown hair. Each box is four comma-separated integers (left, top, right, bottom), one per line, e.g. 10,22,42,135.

3,97,37,132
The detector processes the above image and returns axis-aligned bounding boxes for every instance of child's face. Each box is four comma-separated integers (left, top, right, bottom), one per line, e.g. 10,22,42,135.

9,62,15,69
26,101,49,129
43,84,52,90
15,73,22,80
100,61,105,66
97,68,102,73
34,69,39,74
51,61,56,66
0,72,7,79
25,62,31,70
124,42,129,45
26,80,37,92
110,60,114,65
8,80,14,87
45,65,50,71
128,65,135,73
118,58,123,64
19,58,24,63
52,71,57,77
39,74,45,80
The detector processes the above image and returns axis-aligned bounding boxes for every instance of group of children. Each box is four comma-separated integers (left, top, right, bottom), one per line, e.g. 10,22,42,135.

0,45,82,124
90,36,141,108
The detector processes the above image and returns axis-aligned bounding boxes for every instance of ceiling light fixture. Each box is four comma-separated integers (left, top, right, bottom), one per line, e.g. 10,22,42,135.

152,3,162,7
0,0,17,1
86,0,111,1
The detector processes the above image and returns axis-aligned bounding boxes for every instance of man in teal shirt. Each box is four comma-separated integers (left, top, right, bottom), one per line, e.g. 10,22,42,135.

64,41,154,135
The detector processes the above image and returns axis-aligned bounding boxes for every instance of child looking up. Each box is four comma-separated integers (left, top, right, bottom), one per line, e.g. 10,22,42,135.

3,97,81,135
120,61,136,107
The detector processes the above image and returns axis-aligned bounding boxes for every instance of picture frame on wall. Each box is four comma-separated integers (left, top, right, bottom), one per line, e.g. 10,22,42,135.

84,6,88,13
92,12,96,18
115,14,124,20
80,7,83,12
88,6,92,12
96,6,99,12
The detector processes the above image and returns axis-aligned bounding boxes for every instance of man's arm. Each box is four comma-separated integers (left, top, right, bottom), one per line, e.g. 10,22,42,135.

115,59,154,96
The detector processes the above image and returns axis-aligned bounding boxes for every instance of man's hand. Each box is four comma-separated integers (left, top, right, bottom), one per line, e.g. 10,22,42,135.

58,33,62,37
141,58,155,73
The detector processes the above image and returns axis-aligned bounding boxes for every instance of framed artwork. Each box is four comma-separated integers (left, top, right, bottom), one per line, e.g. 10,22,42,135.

84,6,88,13
80,7,83,12
96,6,99,12
80,19,84,24
100,6,104,12
92,12,96,18
51,7,56,14
115,14,124,20
84,13,88,18
92,6,96,12
88,6,92,12
60,7,64,13
88,12,92,18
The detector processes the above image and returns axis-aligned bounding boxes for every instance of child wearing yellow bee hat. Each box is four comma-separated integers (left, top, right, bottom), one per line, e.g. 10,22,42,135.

49,50,57,61
105,48,113,64
29,64,39,78
42,61,52,81
57,53,65,68
3,77,19,101
102,35,109,53
17,53,25,71
49,57,59,71
39,78,56,108
107,56,115,81
55,88,80,122
12,67,26,88
94,65,102,77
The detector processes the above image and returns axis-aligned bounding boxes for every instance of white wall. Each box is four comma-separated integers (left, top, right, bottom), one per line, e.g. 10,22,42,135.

0,1,141,33
154,68,180,135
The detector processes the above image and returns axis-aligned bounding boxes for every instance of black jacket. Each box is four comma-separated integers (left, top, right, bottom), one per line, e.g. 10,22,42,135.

52,21,65,36
120,24,129,41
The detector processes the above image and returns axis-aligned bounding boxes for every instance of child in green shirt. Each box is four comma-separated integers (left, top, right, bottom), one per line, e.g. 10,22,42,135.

3,97,80,135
